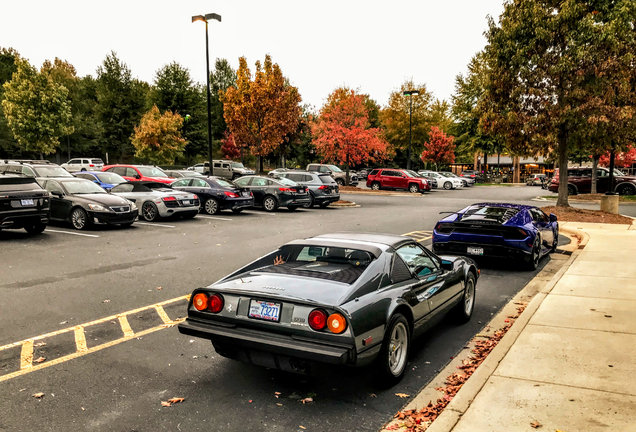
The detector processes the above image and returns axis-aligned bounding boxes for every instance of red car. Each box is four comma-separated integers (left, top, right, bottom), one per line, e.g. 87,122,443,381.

548,167,636,195
101,165,175,185
366,169,430,193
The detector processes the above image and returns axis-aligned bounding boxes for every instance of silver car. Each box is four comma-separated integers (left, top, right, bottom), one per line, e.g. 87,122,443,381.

109,181,200,222
440,171,475,187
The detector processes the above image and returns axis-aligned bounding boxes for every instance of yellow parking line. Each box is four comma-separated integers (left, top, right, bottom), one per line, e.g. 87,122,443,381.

155,305,171,324
20,340,33,370
417,236,432,242
74,326,88,352
0,318,186,383
118,316,134,338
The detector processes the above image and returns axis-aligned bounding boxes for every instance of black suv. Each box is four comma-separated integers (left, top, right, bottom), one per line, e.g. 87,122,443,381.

0,176,50,234
0,160,74,180
273,171,340,208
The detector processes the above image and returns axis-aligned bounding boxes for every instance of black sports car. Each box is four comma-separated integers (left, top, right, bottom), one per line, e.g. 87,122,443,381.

233,175,311,211
40,178,138,230
170,176,254,215
178,232,479,384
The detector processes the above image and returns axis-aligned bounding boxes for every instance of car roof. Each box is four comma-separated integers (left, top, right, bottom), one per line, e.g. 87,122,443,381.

470,202,534,211
311,232,413,249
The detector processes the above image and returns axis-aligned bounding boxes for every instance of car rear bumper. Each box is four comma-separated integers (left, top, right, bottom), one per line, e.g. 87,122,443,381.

178,318,354,365
314,193,340,204
220,198,254,210
432,239,532,259
0,211,49,228
280,194,312,207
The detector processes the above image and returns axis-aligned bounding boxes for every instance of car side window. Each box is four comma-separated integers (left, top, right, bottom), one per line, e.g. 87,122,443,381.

111,184,134,193
234,177,251,187
68,159,79,164
214,162,221,168
303,175,315,182
82,159,89,164
190,179,207,187
112,167,126,176
390,253,414,283
45,181,64,195
126,168,138,177
597,169,608,178
288,174,302,182
530,209,547,222
251,178,268,186
172,179,190,187
319,166,330,173
21,166,36,177
369,169,379,176
75,173,91,180
396,243,439,277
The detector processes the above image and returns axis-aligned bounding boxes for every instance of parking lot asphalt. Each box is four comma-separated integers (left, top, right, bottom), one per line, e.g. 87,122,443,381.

1,186,568,432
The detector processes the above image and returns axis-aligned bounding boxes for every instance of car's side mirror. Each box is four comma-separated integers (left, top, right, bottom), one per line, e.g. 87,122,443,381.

51,190,63,197
93,180,99,184
440,260,454,271
549,213,557,223
135,175,141,179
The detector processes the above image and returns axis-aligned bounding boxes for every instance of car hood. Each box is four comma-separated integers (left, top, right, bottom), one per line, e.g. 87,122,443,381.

71,193,131,206
211,272,351,306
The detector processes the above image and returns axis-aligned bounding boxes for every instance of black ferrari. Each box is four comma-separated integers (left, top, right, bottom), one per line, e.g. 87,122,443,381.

178,232,479,384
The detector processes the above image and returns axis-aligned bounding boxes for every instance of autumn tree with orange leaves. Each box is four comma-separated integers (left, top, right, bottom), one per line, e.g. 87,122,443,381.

220,131,241,160
222,55,301,174
420,126,455,171
130,105,185,165
311,88,388,185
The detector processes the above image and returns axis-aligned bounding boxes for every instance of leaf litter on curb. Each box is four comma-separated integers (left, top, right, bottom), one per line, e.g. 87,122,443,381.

161,397,185,407
392,305,527,431
530,420,542,428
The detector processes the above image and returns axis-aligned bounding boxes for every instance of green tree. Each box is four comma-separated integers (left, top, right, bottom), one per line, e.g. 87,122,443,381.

0,47,20,158
210,58,237,140
2,58,73,157
131,105,186,165
480,0,636,207
95,51,148,162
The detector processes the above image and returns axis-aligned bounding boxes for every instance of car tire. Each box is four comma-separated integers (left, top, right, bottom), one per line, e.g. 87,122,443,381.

232,209,243,214
551,226,559,253
461,180,467,187
24,223,46,235
80,168,87,172
408,184,419,193
141,201,160,222
453,273,476,324
371,182,381,191
71,207,90,230
443,181,452,190
302,194,314,209
617,184,636,196
263,196,278,212
204,198,220,215
336,178,345,186
525,237,541,271
567,184,577,196
376,313,410,386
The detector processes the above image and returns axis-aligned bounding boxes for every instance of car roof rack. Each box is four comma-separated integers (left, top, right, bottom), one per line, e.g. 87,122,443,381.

3,159,54,165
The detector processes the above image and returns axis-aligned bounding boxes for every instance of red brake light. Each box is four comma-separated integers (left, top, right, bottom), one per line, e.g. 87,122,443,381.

224,191,239,198
89,164,95,167
279,187,293,192
250,191,253,197
308,309,327,331
162,196,177,202
193,195,198,199
193,293,208,311
318,185,328,190
208,294,224,313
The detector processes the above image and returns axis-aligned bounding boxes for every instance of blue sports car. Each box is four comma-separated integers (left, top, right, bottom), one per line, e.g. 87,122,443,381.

73,171,127,191
432,203,559,270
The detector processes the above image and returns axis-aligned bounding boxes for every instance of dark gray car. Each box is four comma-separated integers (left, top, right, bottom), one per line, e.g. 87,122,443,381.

178,232,479,384
274,171,340,208
233,175,311,212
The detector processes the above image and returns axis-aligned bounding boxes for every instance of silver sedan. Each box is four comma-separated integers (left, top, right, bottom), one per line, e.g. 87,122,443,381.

109,181,199,221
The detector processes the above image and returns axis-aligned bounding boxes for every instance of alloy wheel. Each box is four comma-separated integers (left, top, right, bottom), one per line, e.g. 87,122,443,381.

388,322,408,376
464,278,475,316
264,197,276,211
371,182,380,191
444,182,452,190
618,185,635,196
409,184,418,193
71,208,87,230
205,198,219,215
142,202,157,221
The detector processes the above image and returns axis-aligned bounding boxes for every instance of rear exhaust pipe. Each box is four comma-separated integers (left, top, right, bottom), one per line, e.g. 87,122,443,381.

289,360,307,373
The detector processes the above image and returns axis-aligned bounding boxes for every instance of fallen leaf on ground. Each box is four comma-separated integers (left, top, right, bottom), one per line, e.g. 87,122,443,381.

161,401,171,407
604,315,612,318
34,342,46,347
168,397,184,404
301,397,313,404
530,420,542,428
161,323,175,328
156,287,162,290
248,400,252,403
102,299,110,303
370,393,377,398
299,427,306,430
395,393,410,398
32,392,45,398
33,357,46,364
276,403,282,406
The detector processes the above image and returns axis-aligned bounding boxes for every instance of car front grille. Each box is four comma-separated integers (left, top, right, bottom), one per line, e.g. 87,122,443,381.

111,206,130,213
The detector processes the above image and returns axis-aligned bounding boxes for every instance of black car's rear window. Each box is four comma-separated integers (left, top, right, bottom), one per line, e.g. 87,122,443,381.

319,174,336,184
0,178,42,191
255,245,374,284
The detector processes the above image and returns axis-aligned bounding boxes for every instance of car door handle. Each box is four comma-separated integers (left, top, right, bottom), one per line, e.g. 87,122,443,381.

417,281,445,301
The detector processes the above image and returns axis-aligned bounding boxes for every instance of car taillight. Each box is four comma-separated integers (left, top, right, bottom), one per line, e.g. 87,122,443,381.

279,187,293,192
162,196,176,202
193,195,198,199
224,191,239,198
208,294,224,313
518,229,528,237
193,293,208,311
471,175,475,177
318,185,328,189
308,309,328,331
89,164,95,167
327,313,347,334
250,191,253,197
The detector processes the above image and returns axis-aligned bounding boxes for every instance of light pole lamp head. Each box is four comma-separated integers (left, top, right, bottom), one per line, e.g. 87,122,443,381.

403,90,420,96
192,13,221,23
192,15,206,23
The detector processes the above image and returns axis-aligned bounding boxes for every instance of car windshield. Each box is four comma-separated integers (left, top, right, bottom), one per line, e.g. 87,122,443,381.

439,172,455,178
614,169,625,176
216,179,234,188
95,172,126,184
231,162,244,169
63,180,106,194
34,166,73,177
405,170,421,177
137,167,168,177
327,165,343,173
277,177,297,186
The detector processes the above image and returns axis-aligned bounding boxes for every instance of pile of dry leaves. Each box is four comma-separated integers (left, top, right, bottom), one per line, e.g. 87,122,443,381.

389,305,527,432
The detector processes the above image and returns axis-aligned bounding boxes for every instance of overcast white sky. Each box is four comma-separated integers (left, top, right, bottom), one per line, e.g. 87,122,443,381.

1,0,504,109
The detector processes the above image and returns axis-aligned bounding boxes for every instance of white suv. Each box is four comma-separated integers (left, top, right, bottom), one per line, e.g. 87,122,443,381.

61,158,104,172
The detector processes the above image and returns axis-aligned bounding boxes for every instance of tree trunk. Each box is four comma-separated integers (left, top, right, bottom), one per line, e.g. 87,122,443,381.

473,152,478,170
513,156,520,183
259,157,264,174
255,154,261,175
556,141,570,207
591,155,599,194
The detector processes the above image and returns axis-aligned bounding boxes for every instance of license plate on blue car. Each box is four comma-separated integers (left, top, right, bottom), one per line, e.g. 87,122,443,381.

467,247,484,256
249,300,281,322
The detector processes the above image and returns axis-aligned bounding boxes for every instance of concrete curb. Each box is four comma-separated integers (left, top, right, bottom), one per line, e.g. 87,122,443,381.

423,227,589,432
330,201,360,208
339,191,423,197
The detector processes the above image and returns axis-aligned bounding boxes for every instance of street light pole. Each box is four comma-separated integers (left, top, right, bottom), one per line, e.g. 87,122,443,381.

403,90,420,170
192,13,221,175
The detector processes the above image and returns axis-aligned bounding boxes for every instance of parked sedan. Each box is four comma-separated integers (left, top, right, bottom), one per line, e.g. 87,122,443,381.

40,178,137,230
178,232,479,384
233,175,311,211
102,165,175,184
419,171,463,190
440,171,474,187
273,171,340,208
73,171,127,190
109,181,199,221
432,203,558,270
163,170,205,179
171,176,254,215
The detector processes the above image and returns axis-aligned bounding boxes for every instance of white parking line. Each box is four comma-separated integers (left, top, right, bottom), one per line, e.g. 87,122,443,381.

197,216,233,221
45,229,100,238
134,222,176,228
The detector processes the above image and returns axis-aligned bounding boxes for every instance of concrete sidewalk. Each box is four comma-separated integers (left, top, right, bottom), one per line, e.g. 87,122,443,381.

431,222,636,432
